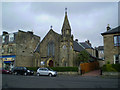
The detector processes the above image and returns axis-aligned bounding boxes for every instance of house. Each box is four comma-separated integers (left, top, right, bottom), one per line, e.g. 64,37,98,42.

101,25,120,64
96,46,104,60
79,40,96,57
0,30,40,70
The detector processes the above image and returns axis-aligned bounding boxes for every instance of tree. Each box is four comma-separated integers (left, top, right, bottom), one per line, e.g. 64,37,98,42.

75,50,90,66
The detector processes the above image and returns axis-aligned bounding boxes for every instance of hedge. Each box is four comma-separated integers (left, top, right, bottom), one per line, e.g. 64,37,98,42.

26,67,78,72
48,67,78,72
102,64,120,72
26,67,38,71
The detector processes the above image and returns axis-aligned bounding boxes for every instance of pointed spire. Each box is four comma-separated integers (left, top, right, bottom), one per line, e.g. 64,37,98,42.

62,8,71,31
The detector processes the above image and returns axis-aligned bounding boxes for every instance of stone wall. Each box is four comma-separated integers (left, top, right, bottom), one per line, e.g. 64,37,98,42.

15,55,34,67
15,30,40,67
102,72,120,76
40,29,60,67
57,72,78,75
103,34,120,64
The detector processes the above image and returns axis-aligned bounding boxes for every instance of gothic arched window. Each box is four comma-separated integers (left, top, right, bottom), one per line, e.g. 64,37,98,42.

63,45,66,49
48,42,54,56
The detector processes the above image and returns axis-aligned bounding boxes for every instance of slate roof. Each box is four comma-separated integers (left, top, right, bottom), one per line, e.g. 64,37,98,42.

101,26,120,35
41,29,61,43
97,46,104,50
79,42,93,49
62,11,71,31
73,41,85,52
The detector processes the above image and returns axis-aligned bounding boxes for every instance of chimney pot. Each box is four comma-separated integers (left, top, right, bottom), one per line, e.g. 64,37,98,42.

75,39,78,42
107,24,111,31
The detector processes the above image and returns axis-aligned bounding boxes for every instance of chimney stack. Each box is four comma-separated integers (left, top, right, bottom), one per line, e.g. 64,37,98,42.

75,39,78,42
107,24,111,31
3,31,8,35
85,40,91,47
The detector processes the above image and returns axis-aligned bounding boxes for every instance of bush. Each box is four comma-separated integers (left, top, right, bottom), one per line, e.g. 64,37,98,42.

47,67,78,72
26,67,78,72
111,64,120,72
26,67,38,71
102,64,120,72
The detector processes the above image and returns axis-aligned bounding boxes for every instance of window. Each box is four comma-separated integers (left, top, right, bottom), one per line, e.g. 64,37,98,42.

66,30,69,34
9,34,14,42
70,45,72,50
63,45,66,49
8,47,13,53
114,35,120,46
2,36,5,43
48,42,54,56
100,50,104,54
2,49,4,53
114,55,119,64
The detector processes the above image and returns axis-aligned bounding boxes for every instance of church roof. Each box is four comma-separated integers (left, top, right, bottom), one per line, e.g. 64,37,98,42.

41,29,61,43
73,41,85,52
101,26,120,35
62,9,71,31
34,42,40,53
79,42,93,49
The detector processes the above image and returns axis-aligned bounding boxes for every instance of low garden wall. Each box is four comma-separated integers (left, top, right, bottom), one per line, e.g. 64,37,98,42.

102,72,120,76
101,64,120,76
57,72,78,75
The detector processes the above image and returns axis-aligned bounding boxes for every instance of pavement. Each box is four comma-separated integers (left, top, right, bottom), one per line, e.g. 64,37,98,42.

82,69,101,76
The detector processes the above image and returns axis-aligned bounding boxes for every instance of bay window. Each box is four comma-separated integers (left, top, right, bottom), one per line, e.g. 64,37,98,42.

114,35,120,46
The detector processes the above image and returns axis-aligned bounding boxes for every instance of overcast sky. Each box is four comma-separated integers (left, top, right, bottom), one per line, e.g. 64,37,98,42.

2,2,118,47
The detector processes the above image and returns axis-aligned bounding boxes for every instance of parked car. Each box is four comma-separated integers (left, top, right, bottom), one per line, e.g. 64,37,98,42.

37,67,57,77
0,68,11,74
12,67,34,76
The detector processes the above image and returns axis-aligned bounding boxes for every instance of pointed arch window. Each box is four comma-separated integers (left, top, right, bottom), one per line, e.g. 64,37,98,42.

48,42,54,56
63,45,66,49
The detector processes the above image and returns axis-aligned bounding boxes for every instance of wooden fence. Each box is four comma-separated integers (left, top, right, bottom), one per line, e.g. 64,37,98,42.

80,61,99,74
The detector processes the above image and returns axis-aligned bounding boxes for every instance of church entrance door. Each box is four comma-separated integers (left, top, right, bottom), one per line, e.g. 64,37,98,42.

48,60,53,67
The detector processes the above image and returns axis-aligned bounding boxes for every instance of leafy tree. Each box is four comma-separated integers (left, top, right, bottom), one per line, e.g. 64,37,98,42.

75,50,90,66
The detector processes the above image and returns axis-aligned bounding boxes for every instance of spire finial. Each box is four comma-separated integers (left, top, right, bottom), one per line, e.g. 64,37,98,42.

65,8,67,15
50,25,53,29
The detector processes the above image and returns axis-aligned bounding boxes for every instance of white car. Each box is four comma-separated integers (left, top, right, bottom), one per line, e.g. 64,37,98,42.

37,68,57,77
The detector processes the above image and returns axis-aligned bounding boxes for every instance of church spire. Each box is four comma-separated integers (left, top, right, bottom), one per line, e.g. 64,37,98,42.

61,8,71,36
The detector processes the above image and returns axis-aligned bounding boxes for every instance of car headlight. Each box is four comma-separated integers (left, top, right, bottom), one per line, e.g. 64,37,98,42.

6,71,9,72
27,70,30,72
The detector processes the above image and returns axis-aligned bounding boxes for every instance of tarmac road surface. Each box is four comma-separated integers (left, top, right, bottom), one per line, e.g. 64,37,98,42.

2,74,119,88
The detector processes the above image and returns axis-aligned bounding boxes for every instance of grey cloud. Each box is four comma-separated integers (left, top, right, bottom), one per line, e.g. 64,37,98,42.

2,2,118,47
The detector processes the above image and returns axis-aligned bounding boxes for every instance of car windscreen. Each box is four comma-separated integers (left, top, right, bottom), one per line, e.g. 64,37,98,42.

47,68,53,71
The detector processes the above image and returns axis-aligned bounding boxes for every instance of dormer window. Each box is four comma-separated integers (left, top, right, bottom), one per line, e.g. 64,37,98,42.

2,36,5,43
9,34,14,42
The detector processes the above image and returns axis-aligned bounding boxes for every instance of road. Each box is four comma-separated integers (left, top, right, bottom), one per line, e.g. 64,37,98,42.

2,74,119,88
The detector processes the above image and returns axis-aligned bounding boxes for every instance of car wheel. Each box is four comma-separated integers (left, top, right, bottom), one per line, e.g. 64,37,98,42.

37,73,40,76
49,73,52,77
14,72,17,75
24,72,27,76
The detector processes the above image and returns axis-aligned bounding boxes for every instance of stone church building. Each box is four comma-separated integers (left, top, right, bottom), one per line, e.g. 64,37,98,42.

40,9,85,67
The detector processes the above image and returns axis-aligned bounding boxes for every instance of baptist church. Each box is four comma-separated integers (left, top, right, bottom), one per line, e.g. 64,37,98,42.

40,8,86,67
